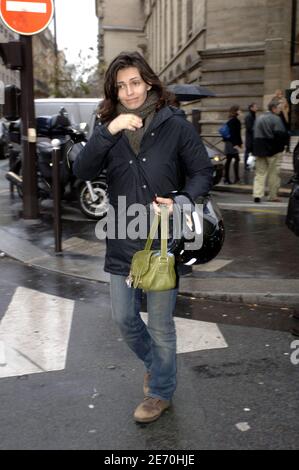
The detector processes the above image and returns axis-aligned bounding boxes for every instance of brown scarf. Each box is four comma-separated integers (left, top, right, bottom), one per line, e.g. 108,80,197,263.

116,90,159,155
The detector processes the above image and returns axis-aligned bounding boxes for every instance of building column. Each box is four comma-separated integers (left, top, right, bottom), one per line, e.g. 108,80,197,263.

263,0,293,108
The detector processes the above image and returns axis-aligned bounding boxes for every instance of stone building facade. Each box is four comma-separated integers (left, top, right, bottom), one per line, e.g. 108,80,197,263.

0,21,67,98
96,0,298,144
96,0,146,92
0,22,20,89
33,28,71,98
33,28,56,97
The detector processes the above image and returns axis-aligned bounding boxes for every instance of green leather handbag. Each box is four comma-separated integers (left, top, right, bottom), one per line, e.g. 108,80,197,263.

126,205,176,291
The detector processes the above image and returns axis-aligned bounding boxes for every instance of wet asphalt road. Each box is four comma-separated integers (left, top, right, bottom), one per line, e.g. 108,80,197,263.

0,256,298,450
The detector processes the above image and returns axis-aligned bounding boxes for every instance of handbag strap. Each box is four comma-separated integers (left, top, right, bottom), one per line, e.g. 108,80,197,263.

144,205,169,259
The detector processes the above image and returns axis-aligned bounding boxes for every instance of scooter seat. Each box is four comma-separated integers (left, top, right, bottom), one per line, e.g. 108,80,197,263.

37,141,53,157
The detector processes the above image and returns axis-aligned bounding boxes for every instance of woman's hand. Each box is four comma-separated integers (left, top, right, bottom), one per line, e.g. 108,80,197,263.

153,196,174,215
107,114,143,135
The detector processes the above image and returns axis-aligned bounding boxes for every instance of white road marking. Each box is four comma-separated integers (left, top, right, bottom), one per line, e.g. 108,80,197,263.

0,287,74,378
193,259,232,272
141,312,228,354
0,340,6,366
6,1,47,13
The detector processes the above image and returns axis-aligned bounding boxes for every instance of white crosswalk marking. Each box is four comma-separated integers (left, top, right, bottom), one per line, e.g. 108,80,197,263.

0,286,228,378
141,312,228,353
0,340,6,365
0,287,74,378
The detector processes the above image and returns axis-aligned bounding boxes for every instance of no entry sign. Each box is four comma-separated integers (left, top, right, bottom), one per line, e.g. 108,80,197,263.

0,0,54,35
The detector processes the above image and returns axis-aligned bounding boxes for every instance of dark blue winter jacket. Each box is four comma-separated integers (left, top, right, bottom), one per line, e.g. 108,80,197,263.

73,105,213,275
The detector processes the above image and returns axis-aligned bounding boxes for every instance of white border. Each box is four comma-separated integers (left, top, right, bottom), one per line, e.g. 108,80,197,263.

0,0,54,36
6,2,47,13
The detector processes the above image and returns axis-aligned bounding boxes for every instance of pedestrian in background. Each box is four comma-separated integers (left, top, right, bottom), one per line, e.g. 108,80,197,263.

273,89,290,150
73,51,213,424
273,89,290,131
244,103,258,171
252,99,288,203
223,105,243,184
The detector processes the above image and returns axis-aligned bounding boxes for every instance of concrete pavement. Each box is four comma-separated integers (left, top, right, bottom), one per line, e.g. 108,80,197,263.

0,158,298,309
0,255,298,450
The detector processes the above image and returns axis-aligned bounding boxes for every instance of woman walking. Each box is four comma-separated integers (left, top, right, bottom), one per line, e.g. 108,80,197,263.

73,51,213,423
223,105,243,184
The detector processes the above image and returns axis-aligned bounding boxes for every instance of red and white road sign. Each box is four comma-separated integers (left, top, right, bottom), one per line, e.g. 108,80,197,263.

0,0,54,35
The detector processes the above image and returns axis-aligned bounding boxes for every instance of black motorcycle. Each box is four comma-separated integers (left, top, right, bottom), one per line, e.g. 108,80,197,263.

5,108,109,219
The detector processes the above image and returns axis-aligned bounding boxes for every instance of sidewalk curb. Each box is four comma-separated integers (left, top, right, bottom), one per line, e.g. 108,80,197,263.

214,183,291,197
178,290,299,308
2,239,298,308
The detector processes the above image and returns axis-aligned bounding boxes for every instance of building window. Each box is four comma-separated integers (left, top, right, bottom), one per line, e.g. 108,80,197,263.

177,0,182,49
187,0,193,38
164,0,168,64
170,0,174,57
158,0,162,69
292,0,299,65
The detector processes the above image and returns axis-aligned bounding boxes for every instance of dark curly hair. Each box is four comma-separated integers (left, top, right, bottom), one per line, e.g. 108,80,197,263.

228,105,240,118
99,51,174,123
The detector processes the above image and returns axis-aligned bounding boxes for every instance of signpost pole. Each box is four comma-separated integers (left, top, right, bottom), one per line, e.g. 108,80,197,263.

20,34,39,219
0,0,55,219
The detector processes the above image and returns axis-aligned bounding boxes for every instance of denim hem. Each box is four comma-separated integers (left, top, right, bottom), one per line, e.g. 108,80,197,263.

146,392,173,402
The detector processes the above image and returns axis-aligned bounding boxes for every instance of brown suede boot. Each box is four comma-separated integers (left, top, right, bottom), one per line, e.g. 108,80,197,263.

134,397,170,423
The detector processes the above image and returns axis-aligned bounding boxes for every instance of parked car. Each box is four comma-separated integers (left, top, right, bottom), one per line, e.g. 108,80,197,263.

0,118,10,159
34,98,102,139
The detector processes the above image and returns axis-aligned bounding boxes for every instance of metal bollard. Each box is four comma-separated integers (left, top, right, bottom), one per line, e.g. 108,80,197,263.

51,139,62,253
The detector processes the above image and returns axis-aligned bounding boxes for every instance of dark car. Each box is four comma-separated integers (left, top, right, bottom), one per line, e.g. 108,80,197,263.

0,118,10,159
34,98,102,139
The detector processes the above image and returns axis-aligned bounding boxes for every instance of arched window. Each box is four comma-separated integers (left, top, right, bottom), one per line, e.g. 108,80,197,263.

291,0,299,64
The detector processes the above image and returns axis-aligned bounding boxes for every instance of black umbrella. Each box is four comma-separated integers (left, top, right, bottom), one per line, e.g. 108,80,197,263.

167,83,215,101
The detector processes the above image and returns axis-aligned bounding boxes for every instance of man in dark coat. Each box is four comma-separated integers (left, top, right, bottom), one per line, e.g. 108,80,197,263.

223,105,243,184
244,103,258,170
252,99,288,203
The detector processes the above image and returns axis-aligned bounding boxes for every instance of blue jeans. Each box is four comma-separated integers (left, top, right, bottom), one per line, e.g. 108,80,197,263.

110,274,178,401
